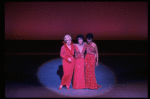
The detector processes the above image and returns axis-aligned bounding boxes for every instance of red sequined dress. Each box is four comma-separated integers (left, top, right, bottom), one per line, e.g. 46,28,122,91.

84,43,101,89
73,44,86,89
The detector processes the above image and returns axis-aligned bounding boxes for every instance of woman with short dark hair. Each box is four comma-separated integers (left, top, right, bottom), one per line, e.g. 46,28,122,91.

84,33,102,89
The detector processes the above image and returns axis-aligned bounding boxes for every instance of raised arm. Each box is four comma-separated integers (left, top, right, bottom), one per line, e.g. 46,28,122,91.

83,42,87,45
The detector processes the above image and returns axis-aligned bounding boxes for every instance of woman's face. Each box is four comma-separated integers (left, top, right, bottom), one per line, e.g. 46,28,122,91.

78,38,83,44
65,39,71,45
87,38,92,44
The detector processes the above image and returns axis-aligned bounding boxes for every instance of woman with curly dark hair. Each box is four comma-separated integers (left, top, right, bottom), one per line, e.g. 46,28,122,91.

73,34,86,89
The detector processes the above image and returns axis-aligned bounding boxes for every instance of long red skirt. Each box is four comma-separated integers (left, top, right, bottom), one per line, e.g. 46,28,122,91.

84,54,101,89
73,58,85,89
60,57,74,87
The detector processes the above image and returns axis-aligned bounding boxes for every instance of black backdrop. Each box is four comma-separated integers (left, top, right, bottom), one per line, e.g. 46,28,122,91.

4,40,147,54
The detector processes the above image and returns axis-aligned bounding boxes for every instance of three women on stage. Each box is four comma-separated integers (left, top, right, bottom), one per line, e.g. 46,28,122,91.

59,33,101,90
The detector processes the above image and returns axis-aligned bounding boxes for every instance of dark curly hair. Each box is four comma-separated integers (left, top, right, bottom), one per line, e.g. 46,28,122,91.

86,33,93,39
76,34,84,41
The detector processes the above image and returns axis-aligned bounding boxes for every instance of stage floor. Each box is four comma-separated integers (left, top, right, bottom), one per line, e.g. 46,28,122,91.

4,55,148,98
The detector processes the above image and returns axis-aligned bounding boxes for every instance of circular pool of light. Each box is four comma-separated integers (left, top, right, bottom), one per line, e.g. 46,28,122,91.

37,58,116,97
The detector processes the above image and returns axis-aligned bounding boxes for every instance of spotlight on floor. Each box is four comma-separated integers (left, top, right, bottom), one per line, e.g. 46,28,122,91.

37,58,116,97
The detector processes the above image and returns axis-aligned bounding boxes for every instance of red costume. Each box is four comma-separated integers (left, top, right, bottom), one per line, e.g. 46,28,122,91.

84,43,101,89
73,45,86,89
60,42,74,87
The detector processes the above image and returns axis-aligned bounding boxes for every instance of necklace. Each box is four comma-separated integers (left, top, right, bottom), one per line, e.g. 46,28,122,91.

78,43,83,46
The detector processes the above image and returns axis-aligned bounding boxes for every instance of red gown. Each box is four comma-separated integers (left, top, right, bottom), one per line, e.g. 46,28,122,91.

73,45,85,89
60,42,74,87
84,43,101,89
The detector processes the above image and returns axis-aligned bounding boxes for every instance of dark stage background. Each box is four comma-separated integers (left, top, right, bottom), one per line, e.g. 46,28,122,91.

4,40,147,54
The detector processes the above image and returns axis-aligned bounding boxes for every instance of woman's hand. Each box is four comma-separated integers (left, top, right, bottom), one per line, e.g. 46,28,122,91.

83,42,87,45
95,61,98,66
67,58,72,62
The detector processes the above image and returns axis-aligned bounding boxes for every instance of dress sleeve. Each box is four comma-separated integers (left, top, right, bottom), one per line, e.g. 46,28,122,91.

60,45,69,60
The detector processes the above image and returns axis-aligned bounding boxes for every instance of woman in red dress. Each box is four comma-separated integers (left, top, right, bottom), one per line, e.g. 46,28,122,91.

84,33,102,89
59,34,74,90
73,34,86,89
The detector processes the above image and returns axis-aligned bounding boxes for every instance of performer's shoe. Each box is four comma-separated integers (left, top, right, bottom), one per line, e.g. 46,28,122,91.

59,87,62,90
66,86,70,89
98,85,102,88
59,85,63,90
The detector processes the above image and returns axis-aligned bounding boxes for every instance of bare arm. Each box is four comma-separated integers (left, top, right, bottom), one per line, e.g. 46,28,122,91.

95,44,99,62
92,42,99,66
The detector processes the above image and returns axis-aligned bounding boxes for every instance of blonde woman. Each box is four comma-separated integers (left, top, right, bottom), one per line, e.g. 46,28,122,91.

59,34,75,90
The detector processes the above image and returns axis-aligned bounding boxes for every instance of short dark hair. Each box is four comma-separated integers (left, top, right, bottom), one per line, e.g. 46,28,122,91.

86,33,93,39
76,34,84,41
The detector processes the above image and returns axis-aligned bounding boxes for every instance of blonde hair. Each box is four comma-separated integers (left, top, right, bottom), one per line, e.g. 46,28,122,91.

64,34,72,41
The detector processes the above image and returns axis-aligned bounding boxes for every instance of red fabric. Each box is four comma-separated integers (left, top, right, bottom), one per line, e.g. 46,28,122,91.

85,43,96,54
84,54,101,89
73,45,85,89
60,43,74,87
